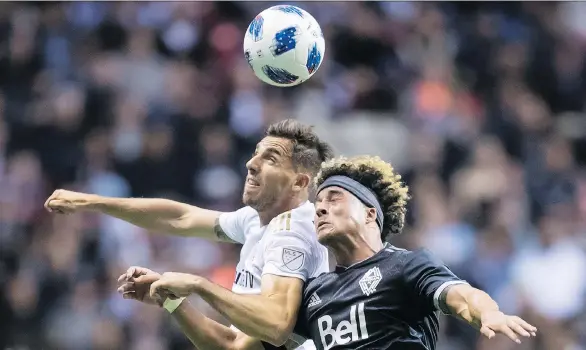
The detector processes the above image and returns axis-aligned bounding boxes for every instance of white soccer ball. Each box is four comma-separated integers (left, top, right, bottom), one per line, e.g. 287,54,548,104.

243,5,325,87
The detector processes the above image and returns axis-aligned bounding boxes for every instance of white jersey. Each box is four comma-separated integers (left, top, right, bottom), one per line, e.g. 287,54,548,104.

218,200,327,349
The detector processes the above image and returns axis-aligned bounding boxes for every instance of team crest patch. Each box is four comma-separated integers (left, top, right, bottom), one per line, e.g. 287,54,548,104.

282,248,304,271
359,266,382,296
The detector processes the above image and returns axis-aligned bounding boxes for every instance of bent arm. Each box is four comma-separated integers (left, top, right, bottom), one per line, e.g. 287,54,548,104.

440,284,499,329
82,195,234,241
172,300,265,350
194,274,303,346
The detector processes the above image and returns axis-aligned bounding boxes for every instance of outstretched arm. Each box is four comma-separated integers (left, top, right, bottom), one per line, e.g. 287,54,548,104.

44,190,240,242
195,274,303,346
149,230,315,346
174,300,303,350
151,273,303,346
403,249,537,344
439,284,537,343
172,300,265,350
118,267,266,350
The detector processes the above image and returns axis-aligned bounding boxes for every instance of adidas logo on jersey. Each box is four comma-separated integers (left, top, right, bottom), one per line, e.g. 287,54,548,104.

308,292,322,307
358,266,382,296
317,302,369,350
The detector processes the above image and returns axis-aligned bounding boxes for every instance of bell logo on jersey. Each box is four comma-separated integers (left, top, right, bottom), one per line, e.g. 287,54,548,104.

317,302,369,350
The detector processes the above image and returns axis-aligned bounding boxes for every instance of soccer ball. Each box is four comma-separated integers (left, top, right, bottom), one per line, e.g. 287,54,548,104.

243,5,325,87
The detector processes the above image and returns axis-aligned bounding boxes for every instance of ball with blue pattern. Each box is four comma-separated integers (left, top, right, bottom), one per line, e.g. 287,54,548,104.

243,5,325,87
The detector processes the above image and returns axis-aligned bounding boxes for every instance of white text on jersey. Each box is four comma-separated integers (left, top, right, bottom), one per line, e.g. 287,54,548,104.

317,302,368,350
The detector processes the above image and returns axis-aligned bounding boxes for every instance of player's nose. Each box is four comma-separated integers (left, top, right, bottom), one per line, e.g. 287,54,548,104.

246,156,260,174
315,204,327,218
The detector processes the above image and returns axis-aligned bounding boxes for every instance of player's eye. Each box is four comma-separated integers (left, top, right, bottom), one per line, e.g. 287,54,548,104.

329,193,343,202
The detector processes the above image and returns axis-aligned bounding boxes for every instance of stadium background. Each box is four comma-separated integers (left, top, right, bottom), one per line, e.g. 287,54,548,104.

0,1,585,350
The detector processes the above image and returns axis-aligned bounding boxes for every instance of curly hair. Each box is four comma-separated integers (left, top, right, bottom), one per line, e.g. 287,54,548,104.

315,155,410,239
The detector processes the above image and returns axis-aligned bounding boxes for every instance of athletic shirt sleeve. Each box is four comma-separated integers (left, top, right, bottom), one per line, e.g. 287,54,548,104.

262,230,315,282
402,249,468,314
217,206,257,244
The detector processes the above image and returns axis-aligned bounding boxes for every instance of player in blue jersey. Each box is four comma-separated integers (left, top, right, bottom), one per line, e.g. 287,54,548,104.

288,155,537,349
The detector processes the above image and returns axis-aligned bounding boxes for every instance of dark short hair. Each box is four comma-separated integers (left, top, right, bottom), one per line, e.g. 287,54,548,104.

315,155,410,240
266,119,334,175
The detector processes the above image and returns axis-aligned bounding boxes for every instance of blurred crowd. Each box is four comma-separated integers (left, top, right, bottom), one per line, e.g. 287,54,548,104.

0,2,585,350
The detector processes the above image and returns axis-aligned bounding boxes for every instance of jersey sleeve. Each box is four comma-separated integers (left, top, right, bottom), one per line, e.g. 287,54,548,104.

262,231,314,281
403,249,468,313
261,335,308,350
291,315,311,340
217,206,256,244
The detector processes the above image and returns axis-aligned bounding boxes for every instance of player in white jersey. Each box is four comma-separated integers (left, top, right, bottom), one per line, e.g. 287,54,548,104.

45,119,333,349
222,202,328,296
215,200,326,349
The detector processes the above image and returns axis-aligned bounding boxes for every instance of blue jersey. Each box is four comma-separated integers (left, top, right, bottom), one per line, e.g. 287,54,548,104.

292,245,467,350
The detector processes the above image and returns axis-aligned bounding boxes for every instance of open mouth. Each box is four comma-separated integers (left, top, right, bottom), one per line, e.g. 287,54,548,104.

317,221,329,230
246,177,260,187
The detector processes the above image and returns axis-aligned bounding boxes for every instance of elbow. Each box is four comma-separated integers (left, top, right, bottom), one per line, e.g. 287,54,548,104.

169,213,199,236
266,321,293,346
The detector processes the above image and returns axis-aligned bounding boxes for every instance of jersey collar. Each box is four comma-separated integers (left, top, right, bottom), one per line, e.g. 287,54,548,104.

334,242,391,273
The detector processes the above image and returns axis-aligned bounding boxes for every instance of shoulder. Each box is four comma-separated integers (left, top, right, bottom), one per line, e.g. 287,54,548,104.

378,246,443,274
267,202,315,235
302,272,335,297
219,206,259,225
217,206,260,243
261,202,327,275
236,206,260,222
387,247,436,264
266,202,316,243
306,271,332,286
290,201,315,221
380,244,414,263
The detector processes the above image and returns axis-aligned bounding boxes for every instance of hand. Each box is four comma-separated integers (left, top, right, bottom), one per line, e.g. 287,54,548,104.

117,266,164,306
44,189,93,214
480,311,537,344
149,272,200,300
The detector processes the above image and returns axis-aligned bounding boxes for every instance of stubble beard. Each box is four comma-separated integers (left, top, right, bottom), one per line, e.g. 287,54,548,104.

243,190,274,213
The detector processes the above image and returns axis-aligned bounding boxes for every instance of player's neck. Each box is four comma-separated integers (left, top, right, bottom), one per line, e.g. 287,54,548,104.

258,195,307,226
330,229,383,267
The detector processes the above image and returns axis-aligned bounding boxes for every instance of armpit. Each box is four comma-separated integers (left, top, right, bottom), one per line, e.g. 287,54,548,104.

214,217,238,243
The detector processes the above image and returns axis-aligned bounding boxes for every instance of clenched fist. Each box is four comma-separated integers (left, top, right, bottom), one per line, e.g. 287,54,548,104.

44,189,95,214
149,272,200,300
117,266,166,306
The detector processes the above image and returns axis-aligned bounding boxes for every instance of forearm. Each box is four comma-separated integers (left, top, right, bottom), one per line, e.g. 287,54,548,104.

445,286,499,329
195,278,294,345
84,196,217,237
172,301,262,350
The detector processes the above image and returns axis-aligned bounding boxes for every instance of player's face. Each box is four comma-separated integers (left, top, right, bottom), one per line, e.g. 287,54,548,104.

243,136,297,211
314,186,367,244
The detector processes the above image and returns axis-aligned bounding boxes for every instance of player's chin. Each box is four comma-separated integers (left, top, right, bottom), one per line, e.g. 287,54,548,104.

242,191,262,209
316,226,337,244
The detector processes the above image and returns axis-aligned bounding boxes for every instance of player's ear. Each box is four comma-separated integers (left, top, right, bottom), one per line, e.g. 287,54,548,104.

365,207,377,225
293,173,311,192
